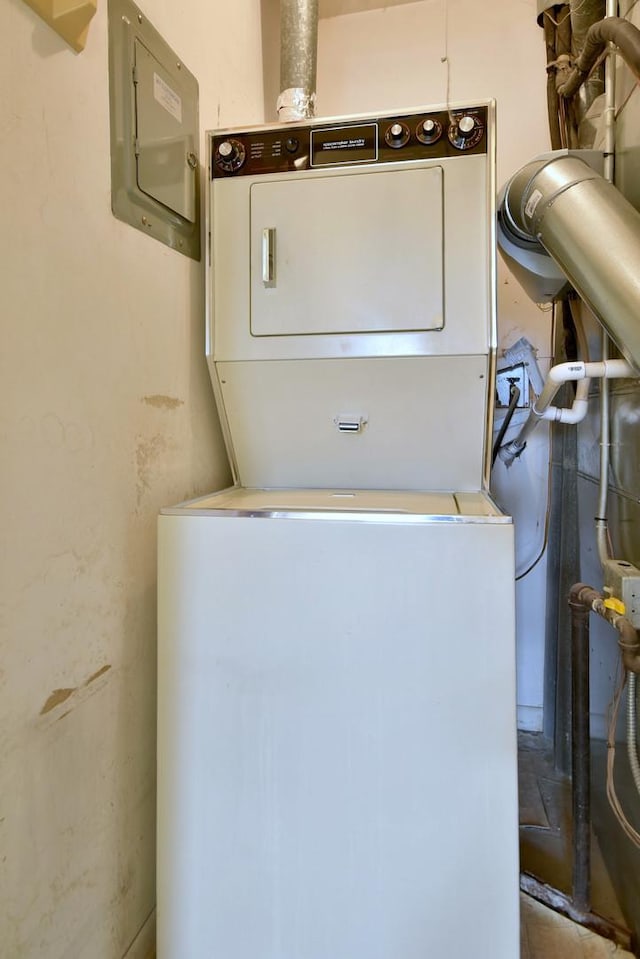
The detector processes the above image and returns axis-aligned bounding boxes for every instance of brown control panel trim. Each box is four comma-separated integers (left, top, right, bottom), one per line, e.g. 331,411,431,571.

211,106,488,179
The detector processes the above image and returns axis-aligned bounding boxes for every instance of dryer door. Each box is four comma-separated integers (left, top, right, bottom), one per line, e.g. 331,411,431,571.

249,166,444,338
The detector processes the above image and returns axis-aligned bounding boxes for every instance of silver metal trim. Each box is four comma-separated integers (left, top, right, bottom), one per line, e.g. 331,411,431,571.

159,506,511,524
205,137,240,485
484,98,498,491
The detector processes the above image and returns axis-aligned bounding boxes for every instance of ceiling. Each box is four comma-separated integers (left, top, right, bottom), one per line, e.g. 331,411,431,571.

319,0,420,19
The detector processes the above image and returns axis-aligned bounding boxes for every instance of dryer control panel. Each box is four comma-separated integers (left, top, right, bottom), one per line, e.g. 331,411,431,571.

211,106,488,178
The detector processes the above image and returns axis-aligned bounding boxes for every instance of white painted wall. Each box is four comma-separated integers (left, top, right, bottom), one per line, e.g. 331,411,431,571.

317,0,552,730
0,1,262,955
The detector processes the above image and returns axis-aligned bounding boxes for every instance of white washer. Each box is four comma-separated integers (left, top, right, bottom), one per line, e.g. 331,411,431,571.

157,489,518,959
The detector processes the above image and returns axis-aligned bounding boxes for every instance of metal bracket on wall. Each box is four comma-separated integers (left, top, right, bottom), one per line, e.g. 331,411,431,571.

21,0,97,52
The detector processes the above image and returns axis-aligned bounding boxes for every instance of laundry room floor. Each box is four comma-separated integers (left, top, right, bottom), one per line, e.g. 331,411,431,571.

520,892,636,957
518,730,637,956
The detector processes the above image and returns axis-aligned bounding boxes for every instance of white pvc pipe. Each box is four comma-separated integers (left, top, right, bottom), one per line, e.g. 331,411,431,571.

539,377,590,424
534,359,632,415
498,358,633,466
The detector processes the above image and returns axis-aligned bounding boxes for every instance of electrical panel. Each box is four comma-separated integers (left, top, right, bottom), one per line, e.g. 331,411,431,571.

108,0,200,259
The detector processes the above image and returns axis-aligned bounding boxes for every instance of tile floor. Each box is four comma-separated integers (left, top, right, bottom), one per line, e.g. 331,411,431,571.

521,893,637,958
518,732,625,930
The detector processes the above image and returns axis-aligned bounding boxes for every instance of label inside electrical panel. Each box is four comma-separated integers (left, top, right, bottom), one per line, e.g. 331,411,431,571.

153,72,182,124
311,124,377,166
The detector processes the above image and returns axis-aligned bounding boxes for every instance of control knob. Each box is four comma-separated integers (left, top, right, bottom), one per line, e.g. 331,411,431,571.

384,121,410,149
416,117,442,145
458,115,476,138
215,138,246,173
447,113,484,150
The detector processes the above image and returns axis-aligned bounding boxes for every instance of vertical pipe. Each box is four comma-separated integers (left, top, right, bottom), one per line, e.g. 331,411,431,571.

557,5,579,148
543,12,563,150
596,333,611,564
570,593,592,911
603,0,618,187
278,0,319,121
596,0,617,566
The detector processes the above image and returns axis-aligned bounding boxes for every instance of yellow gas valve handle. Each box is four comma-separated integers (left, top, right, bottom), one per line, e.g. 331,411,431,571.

604,596,626,616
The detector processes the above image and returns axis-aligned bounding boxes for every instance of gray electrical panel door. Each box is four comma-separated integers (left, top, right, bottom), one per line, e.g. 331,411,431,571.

249,166,444,337
134,39,197,223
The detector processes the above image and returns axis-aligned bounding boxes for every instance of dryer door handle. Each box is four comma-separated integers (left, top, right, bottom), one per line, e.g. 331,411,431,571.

262,228,276,287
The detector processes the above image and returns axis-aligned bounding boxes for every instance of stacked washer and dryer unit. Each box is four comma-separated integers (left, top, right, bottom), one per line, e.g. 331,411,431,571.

157,102,519,959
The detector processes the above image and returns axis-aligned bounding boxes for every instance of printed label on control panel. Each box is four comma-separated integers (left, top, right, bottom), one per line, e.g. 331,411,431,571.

311,124,377,166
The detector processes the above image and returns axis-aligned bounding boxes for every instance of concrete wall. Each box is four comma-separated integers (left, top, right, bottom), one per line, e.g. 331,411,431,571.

316,0,552,730
0,1,262,955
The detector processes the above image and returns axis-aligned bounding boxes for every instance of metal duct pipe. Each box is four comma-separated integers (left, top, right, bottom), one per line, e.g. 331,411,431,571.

501,154,640,372
278,0,319,122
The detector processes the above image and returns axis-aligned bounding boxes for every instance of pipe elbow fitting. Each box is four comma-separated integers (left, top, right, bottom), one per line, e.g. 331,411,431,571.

554,399,589,424
619,640,640,675
569,583,604,610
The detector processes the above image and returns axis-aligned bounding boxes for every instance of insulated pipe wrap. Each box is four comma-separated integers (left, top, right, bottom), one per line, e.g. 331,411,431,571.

279,0,319,121
503,155,640,372
570,0,605,117
559,17,640,97
571,0,605,54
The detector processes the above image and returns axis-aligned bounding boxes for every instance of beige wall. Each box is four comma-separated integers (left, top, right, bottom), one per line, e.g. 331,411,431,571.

0,1,262,956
